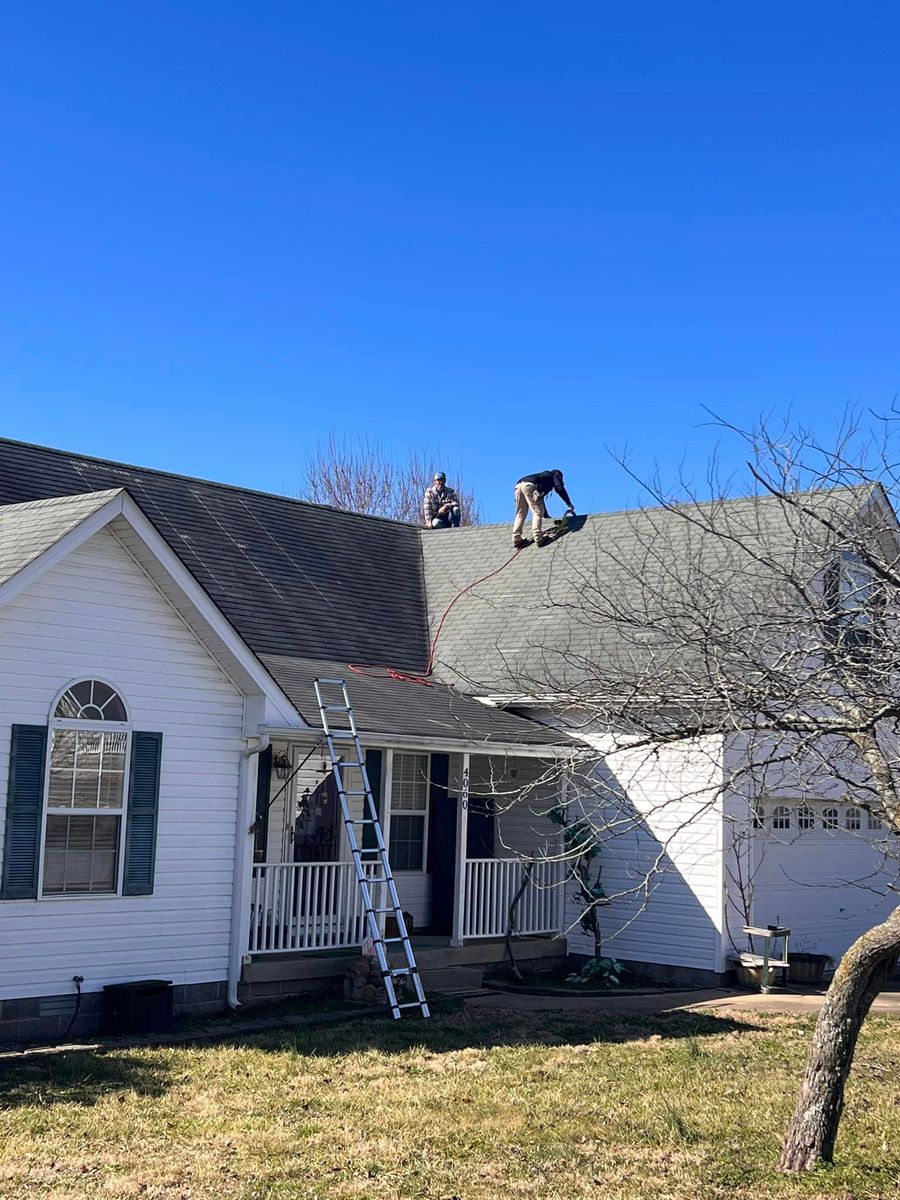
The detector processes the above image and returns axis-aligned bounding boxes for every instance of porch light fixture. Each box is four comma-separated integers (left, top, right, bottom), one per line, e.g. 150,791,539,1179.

272,748,293,780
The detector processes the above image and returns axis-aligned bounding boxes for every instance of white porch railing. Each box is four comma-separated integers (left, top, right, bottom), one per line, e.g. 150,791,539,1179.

463,858,563,939
248,861,382,953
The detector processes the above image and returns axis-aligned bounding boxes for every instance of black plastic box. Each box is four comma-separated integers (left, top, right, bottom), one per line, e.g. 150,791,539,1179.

102,979,173,1035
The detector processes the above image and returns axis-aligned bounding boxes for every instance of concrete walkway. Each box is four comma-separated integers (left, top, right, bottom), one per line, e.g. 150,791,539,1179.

464,984,900,1016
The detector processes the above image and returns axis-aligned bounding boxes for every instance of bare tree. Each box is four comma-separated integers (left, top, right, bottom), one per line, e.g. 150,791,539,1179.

300,432,481,525
459,413,900,1171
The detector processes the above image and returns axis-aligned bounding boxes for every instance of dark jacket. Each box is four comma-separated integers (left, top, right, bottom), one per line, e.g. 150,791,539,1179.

517,469,574,511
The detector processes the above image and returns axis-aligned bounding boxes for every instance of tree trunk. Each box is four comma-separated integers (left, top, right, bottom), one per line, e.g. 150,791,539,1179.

779,903,900,1171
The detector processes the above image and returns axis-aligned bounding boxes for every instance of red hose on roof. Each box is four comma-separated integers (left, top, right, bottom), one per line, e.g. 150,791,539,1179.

349,544,526,686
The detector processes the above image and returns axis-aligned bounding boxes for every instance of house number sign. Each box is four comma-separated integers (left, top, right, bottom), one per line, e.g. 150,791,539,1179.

461,765,469,810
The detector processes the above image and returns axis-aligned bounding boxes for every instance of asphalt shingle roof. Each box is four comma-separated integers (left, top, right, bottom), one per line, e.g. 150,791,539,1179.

0,437,560,746
261,655,562,746
0,489,122,589
0,436,871,738
420,488,874,694
0,437,428,669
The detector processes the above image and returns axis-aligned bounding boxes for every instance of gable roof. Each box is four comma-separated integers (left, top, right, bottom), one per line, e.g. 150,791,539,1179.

0,437,429,670
0,486,302,726
0,437,563,747
0,490,123,589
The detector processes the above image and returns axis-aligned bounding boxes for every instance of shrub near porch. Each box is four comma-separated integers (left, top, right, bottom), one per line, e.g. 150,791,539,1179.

1,1008,898,1200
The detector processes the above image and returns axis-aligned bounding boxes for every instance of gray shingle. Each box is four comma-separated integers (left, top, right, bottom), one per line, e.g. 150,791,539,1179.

261,654,563,745
0,490,123,589
420,489,872,694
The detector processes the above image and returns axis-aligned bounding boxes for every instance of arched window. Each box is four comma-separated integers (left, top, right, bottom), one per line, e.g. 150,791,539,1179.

771,805,791,830
54,679,128,723
797,804,815,830
822,807,839,831
845,807,862,832
868,810,884,831
42,681,129,895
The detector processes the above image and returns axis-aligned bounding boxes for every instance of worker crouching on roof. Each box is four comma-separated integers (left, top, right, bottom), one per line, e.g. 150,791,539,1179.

423,472,462,528
513,469,575,547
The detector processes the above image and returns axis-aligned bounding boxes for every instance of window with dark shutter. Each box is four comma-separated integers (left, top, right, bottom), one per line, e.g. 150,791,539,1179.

123,731,162,896
1,725,48,900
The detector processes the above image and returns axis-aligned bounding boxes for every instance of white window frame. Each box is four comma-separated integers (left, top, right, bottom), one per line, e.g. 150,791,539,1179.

771,804,791,831
389,752,431,873
822,806,839,831
845,806,862,832
797,804,815,830
37,681,131,900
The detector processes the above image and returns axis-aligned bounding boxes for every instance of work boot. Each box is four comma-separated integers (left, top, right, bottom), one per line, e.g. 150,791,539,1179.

513,535,528,549
535,533,550,547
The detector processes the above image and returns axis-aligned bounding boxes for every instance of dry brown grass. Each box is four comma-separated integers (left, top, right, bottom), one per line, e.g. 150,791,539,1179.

0,1005,898,1199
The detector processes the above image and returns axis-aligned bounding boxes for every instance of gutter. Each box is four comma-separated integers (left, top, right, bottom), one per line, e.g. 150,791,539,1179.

257,725,579,758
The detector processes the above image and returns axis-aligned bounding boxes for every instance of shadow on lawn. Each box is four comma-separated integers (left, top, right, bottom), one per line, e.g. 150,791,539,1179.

0,1008,759,1110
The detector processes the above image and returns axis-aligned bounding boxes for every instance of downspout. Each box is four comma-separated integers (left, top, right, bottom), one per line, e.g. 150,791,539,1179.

227,731,270,1010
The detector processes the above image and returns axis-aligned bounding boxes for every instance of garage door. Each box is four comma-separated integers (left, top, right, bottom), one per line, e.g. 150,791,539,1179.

751,801,898,962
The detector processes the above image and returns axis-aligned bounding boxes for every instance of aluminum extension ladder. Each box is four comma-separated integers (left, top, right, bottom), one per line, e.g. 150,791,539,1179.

313,678,430,1020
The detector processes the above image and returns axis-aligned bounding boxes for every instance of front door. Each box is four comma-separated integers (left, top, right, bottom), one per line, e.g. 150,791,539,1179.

426,753,455,934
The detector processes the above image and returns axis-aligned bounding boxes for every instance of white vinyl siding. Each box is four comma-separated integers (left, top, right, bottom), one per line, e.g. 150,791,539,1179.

0,528,245,1000
558,726,725,973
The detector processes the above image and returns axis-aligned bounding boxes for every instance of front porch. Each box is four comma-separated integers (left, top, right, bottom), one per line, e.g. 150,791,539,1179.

246,744,567,976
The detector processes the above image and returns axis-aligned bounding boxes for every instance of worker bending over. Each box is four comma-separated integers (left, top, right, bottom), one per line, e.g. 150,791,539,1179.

423,472,462,528
513,469,575,547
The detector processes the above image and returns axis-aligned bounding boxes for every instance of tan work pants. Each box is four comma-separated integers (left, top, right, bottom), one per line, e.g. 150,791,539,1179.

513,481,546,541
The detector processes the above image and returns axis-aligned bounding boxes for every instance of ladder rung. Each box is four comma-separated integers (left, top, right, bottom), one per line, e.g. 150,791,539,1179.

388,967,416,976
321,704,351,712
347,818,379,825
371,907,399,915
382,936,409,943
316,678,348,686
340,790,370,797
328,730,358,740
364,877,391,885
397,1002,427,1009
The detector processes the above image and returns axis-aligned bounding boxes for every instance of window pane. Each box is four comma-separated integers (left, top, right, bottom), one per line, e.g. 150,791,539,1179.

845,807,861,831
47,768,75,807
389,814,425,870
50,730,77,769
43,815,120,894
73,772,101,808
823,808,838,830
798,805,815,830
392,754,428,811
74,730,102,770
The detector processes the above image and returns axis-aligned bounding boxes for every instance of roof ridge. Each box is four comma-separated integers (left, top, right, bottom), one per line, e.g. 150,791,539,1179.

418,482,870,535
0,487,124,513
0,436,420,532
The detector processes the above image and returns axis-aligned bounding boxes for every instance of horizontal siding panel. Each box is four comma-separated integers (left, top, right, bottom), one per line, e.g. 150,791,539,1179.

0,528,245,1001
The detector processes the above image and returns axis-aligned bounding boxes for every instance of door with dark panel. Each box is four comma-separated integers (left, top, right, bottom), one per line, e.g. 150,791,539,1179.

425,753,455,934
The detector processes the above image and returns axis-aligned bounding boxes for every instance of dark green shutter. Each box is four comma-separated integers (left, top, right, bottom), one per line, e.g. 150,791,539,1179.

362,748,383,856
253,745,273,863
123,731,162,896
1,725,47,900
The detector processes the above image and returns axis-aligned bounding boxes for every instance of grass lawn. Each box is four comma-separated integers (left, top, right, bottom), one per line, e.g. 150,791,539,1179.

1,1005,898,1200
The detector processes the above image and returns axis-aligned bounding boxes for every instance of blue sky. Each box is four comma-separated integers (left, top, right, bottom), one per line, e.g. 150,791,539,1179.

1,3,898,521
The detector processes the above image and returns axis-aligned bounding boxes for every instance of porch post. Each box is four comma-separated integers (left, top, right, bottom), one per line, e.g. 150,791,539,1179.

451,753,470,947
556,770,569,936
380,749,394,938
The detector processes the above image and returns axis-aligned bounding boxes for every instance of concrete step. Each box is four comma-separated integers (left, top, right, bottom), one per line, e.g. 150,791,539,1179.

417,965,484,994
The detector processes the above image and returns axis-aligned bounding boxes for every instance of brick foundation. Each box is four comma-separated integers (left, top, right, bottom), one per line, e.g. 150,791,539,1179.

0,980,228,1046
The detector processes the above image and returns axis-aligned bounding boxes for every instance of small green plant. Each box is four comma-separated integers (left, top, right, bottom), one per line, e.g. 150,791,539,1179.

566,955,626,988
